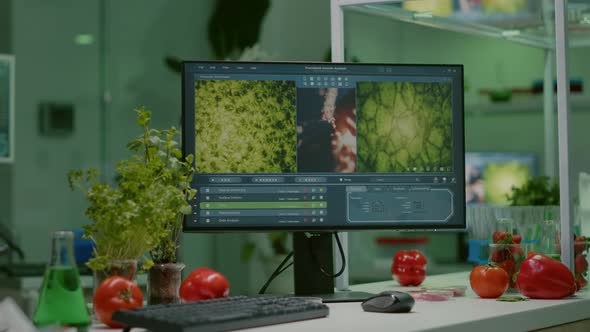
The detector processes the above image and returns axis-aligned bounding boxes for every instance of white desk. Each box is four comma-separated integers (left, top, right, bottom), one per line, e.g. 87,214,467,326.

92,272,590,332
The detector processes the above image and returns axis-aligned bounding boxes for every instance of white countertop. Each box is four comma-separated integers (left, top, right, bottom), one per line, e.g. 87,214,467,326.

245,272,590,332
89,272,590,332
16,274,148,290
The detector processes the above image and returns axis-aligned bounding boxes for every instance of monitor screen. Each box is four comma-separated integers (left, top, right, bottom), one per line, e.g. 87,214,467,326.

182,61,465,231
465,152,537,205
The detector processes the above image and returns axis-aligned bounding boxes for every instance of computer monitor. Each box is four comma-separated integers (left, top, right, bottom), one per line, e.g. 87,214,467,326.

182,61,465,299
465,152,537,205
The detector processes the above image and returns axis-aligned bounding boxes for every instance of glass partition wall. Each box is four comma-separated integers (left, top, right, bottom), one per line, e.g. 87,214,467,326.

1,0,214,270
2,0,300,301
335,0,590,283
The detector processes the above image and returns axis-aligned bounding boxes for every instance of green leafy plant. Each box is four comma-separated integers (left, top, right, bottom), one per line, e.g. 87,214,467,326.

506,176,559,206
68,108,196,270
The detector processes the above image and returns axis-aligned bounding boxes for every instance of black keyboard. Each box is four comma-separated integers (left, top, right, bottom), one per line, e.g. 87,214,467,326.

112,295,329,332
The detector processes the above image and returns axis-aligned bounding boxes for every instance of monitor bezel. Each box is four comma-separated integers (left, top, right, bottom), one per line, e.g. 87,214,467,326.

182,60,466,232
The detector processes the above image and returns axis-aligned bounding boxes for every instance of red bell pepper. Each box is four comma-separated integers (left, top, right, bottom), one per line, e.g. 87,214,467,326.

516,253,576,299
391,250,427,286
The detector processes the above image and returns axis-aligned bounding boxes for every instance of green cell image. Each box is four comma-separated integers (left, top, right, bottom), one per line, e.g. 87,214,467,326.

195,80,297,173
356,81,452,173
483,161,532,205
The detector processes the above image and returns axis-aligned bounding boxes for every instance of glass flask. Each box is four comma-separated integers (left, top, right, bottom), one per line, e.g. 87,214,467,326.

540,220,561,260
495,218,514,234
33,231,90,328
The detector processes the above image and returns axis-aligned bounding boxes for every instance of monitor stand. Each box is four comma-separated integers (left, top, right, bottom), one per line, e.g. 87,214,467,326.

292,232,374,303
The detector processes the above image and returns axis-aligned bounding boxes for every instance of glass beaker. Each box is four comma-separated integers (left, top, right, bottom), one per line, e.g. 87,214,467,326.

33,231,90,329
495,218,514,234
93,259,137,292
540,220,561,260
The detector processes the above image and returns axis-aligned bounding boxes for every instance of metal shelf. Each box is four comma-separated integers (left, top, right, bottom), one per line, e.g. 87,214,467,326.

342,0,590,49
330,0,579,288
467,95,590,114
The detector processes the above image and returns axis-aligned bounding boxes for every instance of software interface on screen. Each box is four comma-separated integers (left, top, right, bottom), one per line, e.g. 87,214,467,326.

183,62,465,231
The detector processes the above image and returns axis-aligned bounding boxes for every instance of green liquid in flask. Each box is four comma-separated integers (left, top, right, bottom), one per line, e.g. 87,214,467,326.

33,266,90,327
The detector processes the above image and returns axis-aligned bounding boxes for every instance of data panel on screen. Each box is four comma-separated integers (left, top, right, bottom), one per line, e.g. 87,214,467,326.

183,62,465,231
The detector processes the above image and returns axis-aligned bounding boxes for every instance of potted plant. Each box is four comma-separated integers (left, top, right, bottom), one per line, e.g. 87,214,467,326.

68,108,195,304
141,113,196,304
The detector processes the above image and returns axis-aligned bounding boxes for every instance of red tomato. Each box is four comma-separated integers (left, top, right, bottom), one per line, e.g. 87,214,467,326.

509,245,523,258
490,249,507,263
391,250,427,286
512,234,522,244
517,253,576,299
180,267,230,302
93,276,143,328
574,235,587,255
576,275,588,290
499,259,516,277
469,265,509,298
492,231,511,244
392,266,426,286
574,254,588,274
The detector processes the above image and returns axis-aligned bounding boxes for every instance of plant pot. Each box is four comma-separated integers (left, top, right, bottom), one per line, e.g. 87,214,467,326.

93,259,138,292
148,263,185,305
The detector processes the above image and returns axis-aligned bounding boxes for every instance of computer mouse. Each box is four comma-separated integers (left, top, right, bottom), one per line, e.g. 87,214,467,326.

361,291,415,313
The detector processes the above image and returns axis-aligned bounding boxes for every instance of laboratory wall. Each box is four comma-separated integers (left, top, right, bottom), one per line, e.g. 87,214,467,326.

2,0,590,293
